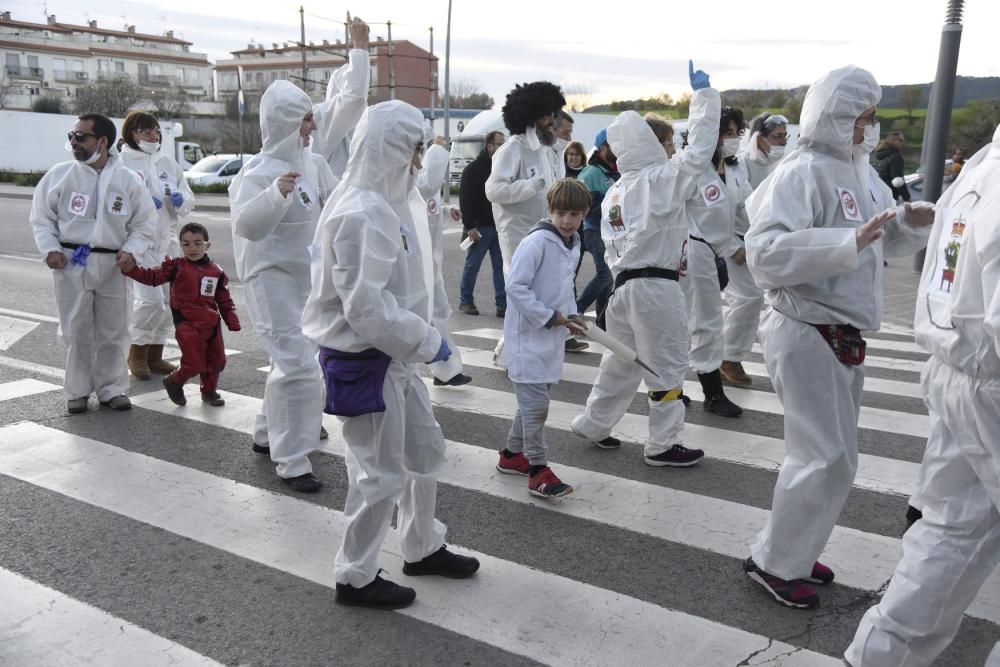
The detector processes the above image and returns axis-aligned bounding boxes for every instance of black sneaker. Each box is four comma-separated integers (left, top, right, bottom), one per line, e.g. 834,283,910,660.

320,425,329,440
565,338,589,353
201,391,225,407
251,440,270,455
162,376,186,406
495,307,506,318
433,373,472,387
336,574,416,610
705,394,743,418
458,303,479,316
402,545,480,578
644,444,704,467
281,473,322,493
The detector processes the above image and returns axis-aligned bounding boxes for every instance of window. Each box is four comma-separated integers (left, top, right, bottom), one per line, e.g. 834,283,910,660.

186,68,197,83
71,59,84,72
5,53,19,67
54,58,66,71
152,64,162,75
115,61,125,72
27,55,39,68
97,59,110,72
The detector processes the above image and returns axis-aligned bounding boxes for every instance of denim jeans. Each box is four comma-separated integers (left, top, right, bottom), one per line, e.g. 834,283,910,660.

576,228,613,316
459,225,506,308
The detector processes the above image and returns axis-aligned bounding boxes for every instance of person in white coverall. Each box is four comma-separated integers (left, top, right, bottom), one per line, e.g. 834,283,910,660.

681,106,749,415
845,123,1000,667
30,112,156,414
742,65,934,609
301,100,479,611
119,110,195,380
230,17,370,494
721,113,789,387
570,61,717,467
415,131,471,387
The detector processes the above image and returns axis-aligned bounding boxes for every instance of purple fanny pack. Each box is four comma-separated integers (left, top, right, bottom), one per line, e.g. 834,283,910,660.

318,346,392,417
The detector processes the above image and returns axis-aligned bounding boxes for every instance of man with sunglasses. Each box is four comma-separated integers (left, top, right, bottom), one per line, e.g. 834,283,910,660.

30,113,157,415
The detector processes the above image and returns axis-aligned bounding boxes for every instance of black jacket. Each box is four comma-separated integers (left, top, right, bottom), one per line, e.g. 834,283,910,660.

872,146,910,202
459,149,496,231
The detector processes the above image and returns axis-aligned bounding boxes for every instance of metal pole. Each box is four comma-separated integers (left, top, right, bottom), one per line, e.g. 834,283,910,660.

913,0,964,272
428,26,435,129
299,6,308,92
443,0,452,201
387,20,395,100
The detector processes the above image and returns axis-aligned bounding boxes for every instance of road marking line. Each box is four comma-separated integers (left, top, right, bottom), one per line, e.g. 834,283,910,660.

0,308,59,324
0,355,63,380
0,378,61,402
0,567,223,666
0,315,39,351
0,421,839,666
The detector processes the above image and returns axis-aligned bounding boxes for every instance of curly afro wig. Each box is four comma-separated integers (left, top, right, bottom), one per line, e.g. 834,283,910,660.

501,81,566,135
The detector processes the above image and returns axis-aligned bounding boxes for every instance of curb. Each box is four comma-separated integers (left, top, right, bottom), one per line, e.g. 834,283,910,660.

0,190,230,213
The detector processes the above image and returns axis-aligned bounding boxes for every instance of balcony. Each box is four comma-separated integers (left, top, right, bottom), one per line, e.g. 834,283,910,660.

5,65,44,80
139,73,175,88
96,71,132,82
53,70,89,82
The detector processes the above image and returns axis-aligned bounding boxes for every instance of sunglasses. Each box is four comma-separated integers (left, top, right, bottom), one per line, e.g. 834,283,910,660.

67,131,97,143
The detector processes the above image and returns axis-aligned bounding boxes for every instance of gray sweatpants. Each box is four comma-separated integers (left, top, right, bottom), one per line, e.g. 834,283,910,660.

506,382,551,466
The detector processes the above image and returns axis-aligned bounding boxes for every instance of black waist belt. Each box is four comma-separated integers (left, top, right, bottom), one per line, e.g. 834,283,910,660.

690,235,710,246
61,242,117,254
614,267,679,290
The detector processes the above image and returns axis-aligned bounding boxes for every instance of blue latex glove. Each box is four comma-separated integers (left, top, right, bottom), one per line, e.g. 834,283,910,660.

431,339,451,363
153,196,163,210
689,59,711,91
169,191,184,208
70,244,91,267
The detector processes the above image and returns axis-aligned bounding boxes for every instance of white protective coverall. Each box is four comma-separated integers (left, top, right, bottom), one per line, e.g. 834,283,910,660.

721,157,765,362
485,126,565,272
682,160,751,373
30,155,156,400
229,80,339,479
415,140,465,382
570,87,722,457
744,65,930,582
742,133,783,190
846,126,1000,667
120,143,195,344
310,48,370,180
301,101,446,588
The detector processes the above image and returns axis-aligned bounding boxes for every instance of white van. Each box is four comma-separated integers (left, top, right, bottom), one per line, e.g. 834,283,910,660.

183,154,248,186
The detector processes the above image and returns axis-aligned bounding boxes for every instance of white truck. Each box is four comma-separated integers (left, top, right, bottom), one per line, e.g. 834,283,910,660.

0,110,205,173
448,110,613,187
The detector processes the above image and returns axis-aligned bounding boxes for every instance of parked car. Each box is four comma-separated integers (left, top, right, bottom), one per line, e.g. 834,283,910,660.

183,154,248,186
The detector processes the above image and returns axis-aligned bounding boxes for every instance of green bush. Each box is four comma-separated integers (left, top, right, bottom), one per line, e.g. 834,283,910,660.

0,171,46,186
31,96,65,114
189,182,231,194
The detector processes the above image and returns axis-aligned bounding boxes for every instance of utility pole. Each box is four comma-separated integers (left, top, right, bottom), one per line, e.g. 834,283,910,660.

387,20,395,100
429,26,436,128
299,6,308,92
913,0,964,272
443,0,453,202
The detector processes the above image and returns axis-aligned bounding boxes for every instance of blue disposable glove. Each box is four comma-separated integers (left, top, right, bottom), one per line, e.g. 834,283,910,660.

431,339,451,363
70,244,91,267
153,196,163,210
169,191,184,208
689,59,711,91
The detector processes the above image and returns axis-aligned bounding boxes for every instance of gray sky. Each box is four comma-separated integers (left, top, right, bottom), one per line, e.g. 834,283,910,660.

8,0,999,107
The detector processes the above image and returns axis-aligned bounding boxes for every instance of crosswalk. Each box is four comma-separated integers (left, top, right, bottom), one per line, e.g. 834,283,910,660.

1,321,997,665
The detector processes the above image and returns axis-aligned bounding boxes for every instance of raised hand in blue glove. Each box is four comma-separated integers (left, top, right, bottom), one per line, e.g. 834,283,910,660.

689,59,711,91
169,191,184,208
431,339,451,363
153,196,164,210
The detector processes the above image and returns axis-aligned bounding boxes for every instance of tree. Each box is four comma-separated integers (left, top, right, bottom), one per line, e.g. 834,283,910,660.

446,79,494,109
951,99,1000,154
899,85,924,122
31,96,64,114
153,88,191,120
563,84,593,113
217,92,262,153
73,78,147,117
783,88,807,123
0,72,15,109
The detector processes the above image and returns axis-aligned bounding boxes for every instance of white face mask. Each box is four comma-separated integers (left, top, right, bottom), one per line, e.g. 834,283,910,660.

68,140,103,165
767,143,785,161
721,137,741,159
858,122,880,154
138,140,161,154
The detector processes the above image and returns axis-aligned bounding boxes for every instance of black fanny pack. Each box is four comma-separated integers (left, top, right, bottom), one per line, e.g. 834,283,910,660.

318,347,392,417
811,324,867,366
690,235,728,290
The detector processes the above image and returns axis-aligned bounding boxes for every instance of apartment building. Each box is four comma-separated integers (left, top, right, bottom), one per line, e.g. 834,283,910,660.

214,37,438,108
0,12,213,111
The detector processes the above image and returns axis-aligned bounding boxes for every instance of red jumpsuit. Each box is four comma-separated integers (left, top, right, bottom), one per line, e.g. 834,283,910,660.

126,256,240,394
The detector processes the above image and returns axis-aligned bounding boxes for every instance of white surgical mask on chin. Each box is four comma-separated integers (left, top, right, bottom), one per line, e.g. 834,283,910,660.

721,137,741,159
138,140,161,154
767,143,785,161
859,122,880,154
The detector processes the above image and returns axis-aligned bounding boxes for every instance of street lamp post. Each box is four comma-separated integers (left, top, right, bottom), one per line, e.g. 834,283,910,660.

442,0,453,202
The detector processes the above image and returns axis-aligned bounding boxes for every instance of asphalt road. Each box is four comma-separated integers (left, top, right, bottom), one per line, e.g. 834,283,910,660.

0,195,997,666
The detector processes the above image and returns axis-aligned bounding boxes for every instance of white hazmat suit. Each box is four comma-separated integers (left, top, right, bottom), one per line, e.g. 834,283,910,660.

846,125,1000,667
571,87,721,458
229,80,339,480
311,47,370,180
30,154,156,400
745,65,930,583
301,101,447,587
415,140,465,382
120,143,194,346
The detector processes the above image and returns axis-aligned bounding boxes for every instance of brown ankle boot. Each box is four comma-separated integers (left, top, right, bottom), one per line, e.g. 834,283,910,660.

147,344,177,374
720,360,752,386
127,344,151,380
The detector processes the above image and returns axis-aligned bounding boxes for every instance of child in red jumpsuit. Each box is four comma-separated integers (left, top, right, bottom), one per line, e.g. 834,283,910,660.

125,222,240,406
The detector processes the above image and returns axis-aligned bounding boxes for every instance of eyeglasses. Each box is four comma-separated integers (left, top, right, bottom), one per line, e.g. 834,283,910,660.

181,240,208,248
136,127,162,138
67,131,96,143
856,112,879,127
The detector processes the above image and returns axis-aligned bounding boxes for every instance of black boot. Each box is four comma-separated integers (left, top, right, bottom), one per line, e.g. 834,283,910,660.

903,505,923,535
698,369,743,418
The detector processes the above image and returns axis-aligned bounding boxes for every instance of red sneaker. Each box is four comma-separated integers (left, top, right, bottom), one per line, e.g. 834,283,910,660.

744,558,819,609
496,450,530,476
804,561,835,585
528,467,573,498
